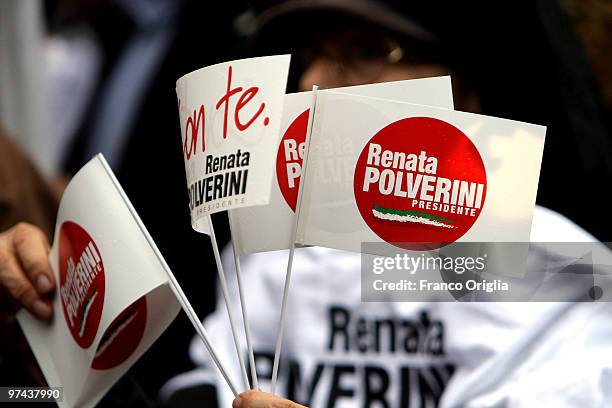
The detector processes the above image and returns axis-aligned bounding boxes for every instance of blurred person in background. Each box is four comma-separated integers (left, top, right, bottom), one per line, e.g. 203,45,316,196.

164,1,612,407
243,0,611,238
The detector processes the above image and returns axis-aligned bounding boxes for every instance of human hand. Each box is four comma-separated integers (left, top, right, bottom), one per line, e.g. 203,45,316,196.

0,223,54,319
232,390,308,408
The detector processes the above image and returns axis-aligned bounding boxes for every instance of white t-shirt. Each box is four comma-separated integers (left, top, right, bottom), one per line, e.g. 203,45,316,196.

162,207,612,407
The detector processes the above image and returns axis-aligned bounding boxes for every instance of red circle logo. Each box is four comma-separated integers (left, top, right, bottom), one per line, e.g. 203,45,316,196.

276,109,309,211
92,296,147,370
354,117,487,249
59,222,105,348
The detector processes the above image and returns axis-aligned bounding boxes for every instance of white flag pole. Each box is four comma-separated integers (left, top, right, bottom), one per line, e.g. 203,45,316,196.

228,215,259,389
97,155,239,396
270,85,319,394
207,215,251,390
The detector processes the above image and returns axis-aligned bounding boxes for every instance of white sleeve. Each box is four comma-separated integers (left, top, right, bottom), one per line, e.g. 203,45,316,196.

463,303,612,408
445,207,611,407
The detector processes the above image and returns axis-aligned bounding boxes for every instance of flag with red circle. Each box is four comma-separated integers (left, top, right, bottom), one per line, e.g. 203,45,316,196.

18,155,180,408
296,91,546,253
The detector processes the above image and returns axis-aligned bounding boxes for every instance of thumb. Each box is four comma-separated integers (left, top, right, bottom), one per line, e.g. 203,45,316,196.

233,390,308,408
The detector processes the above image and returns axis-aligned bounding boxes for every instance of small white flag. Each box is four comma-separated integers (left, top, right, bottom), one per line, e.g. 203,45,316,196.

176,55,290,233
296,91,546,253
229,77,455,255
17,155,180,408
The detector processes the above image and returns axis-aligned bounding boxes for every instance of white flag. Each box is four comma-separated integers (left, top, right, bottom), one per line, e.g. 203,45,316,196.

229,76,455,255
296,91,546,253
176,55,290,233
18,155,180,408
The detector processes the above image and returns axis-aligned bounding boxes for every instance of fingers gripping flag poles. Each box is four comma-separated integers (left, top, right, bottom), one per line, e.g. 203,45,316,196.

176,55,291,390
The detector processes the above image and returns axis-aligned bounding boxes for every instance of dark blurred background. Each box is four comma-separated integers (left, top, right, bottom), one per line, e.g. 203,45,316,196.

0,0,610,405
